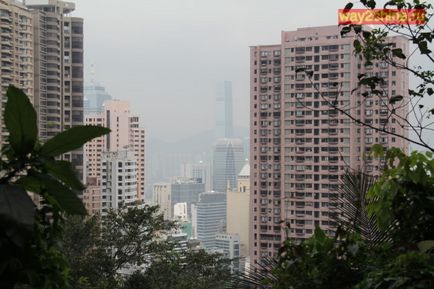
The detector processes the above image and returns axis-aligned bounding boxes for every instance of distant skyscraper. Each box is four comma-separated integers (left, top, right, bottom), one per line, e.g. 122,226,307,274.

216,81,234,138
212,139,244,193
180,161,211,191
249,25,409,263
195,191,226,249
84,82,112,114
170,178,205,220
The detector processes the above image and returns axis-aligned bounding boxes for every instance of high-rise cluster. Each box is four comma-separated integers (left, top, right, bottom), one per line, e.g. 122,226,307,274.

0,0,84,174
83,99,146,214
250,26,409,263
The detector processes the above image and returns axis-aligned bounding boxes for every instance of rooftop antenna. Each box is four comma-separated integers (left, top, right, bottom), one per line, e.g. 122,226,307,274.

90,63,96,84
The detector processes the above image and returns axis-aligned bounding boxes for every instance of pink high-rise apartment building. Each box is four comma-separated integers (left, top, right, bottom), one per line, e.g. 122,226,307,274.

83,100,145,214
250,26,409,263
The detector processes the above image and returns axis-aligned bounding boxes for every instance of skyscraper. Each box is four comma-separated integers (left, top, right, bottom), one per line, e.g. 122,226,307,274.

0,0,84,176
26,0,84,174
195,191,226,249
101,150,138,213
216,81,234,139
249,26,409,263
84,82,112,114
104,100,145,200
0,2,34,139
212,138,244,193
82,99,145,214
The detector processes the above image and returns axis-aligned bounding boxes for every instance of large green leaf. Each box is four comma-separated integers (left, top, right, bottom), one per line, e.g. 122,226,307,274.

40,125,110,157
44,159,85,191
4,86,38,155
0,184,35,248
17,174,86,215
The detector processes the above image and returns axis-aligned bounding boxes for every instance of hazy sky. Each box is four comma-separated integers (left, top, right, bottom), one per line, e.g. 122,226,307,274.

72,0,433,146
72,0,349,141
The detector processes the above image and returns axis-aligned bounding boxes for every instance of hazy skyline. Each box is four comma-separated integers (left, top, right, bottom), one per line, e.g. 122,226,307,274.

73,0,349,141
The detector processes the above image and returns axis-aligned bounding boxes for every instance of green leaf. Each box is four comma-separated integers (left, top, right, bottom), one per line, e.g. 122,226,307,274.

417,240,434,252
44,159,85,191
389,95,404,104
0,184,35,247
4,85,38,155
353,39,362,52
392,48,406,59
371,144,384,157
343,2,353,12
17,174,86,215
427,88,433,96
418,41,432,55
40,125,110,157
340,26,351,36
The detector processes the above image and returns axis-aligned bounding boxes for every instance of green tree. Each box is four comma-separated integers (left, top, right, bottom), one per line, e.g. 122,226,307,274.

63,205,174,289
123,249,232,289
0,86,110,289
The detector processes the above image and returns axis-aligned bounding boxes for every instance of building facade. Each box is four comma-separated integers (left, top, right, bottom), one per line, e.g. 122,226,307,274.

195,191,226,249
170,178,205,220
0,0,84,176
250,26,409,263
101,150,137,213
26,0,84,176
153,182,171,220
212,138,245,193
104,100,145,201
227,163,250,257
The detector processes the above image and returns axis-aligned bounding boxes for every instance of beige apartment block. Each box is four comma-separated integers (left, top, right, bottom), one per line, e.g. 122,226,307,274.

0,0,34,143
153,182,172,220
26,0,84,176
250,26,409,264
227,163,250,257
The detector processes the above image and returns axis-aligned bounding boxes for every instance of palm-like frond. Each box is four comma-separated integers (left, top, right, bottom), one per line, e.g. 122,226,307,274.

228,257,277,288
334,170,391,246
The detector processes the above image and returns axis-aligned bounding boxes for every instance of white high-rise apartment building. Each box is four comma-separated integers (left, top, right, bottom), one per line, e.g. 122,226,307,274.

101,150,137,212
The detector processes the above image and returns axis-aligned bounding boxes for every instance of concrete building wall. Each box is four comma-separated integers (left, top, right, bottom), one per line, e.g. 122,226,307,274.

101,150,137,213
153,182,171,220
227,163,250,257
196,191,226,249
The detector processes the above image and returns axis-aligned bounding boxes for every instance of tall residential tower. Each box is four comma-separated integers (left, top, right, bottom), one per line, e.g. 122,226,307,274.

250,26,409,263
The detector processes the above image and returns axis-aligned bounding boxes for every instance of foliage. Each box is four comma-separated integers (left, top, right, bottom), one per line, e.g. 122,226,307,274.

0,85,110,289
266,228,368,289
369,146,434,246
126,249,232,289
63,207,233,289
340,0,434,151
249,148,434,289
294,1,434,151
